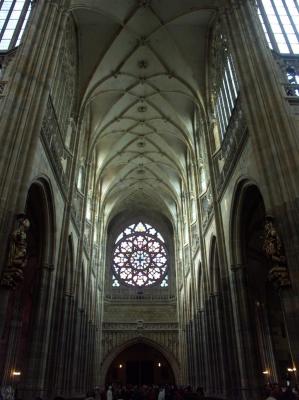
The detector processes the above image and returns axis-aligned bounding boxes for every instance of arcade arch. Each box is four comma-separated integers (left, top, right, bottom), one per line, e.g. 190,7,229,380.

230,182,291,390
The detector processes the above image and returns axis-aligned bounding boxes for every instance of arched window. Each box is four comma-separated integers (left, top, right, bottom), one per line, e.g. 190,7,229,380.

112,221,168,288
257,0,299,54
0,0,32,51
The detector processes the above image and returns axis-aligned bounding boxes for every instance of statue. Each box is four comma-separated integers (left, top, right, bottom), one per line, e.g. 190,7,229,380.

262,215,291,289
0,214,30,290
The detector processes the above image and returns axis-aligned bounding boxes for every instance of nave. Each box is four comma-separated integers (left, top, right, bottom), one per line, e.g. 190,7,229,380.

0,1,299,400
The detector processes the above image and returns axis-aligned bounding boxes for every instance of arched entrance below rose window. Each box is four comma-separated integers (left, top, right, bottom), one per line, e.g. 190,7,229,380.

105,343,176,386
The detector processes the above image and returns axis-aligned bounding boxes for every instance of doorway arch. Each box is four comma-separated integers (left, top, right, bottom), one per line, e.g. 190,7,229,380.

0,177,56,397
20,178,56,393
101,337,179,385
230,181,291,393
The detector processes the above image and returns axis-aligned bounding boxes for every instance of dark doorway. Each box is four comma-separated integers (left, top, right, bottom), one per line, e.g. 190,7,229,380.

105,342,175,385
126,360,153,384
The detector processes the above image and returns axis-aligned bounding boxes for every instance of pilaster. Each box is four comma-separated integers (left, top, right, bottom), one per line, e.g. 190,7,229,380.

230,264,260,399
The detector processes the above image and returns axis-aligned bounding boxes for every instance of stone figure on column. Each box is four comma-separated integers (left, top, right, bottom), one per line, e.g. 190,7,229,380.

262,215,291,288
0,213,30,289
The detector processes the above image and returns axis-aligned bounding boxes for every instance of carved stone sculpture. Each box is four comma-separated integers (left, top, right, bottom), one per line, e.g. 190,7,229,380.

262,215,291,289
0,214,30,290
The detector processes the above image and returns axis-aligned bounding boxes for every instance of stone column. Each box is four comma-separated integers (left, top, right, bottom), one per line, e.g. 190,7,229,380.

195,310,204,387
230,264,260,400
54,292,74,394
210,293,226,396
80,311,88,393
192,311,202,388
71,307,84,394
1,319,23,386
23,262,55,398
198,290,210,392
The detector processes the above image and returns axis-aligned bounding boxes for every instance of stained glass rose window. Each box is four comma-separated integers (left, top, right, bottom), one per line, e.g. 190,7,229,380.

112,222,168,287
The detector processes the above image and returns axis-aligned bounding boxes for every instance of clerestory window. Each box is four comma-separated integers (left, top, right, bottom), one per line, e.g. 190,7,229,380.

256,0,299,54
215,54,239,139
0,0,32,51
213,33,239,139
112,222,168,288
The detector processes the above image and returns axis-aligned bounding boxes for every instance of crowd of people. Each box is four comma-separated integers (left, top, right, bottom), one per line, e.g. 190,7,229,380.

263,383,299,400
86,385,204,400
83,382,299,400
2,382,298,400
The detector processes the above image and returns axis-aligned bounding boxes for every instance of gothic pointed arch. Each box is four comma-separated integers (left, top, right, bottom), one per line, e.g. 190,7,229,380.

0,176,56,395
229,179,291,390
26,176,56,266
101,336,179,385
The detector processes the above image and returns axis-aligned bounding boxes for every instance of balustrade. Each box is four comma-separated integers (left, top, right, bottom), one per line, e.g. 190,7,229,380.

103,322,178,331
41,96,72,194
105,288,176,301
213,98,248,194
274,53,299,116
274,53,299,97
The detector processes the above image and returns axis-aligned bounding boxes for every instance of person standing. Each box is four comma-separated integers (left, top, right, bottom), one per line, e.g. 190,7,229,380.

158,387,165,400
107,386,113,400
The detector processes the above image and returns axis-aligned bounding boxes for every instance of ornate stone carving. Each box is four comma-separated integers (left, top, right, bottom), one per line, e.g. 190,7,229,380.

101,323,179,365
0,214,30,289
273,53,299,99
214,98,248,193
262,216,291,289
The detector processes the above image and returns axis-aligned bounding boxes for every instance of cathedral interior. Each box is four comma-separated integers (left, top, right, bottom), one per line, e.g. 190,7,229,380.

0,1,299,399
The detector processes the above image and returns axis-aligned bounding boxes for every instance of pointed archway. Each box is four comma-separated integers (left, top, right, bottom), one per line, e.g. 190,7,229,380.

101,337,179,385
105,342,175,386
230,181,291,395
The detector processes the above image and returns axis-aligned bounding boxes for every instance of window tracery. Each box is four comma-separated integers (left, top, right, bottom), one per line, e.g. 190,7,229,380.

112,222,168,288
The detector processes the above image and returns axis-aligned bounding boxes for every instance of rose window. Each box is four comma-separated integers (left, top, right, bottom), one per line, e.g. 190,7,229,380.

112,222,168,287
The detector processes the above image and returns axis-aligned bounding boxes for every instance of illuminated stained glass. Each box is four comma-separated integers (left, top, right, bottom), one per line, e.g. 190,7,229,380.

112,222,168,287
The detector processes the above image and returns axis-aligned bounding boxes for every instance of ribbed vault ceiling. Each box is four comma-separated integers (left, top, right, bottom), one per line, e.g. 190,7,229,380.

71,0,220,223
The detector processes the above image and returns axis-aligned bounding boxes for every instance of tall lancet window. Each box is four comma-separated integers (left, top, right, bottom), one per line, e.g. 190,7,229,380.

212,33,239,139
112,222,168,288
0,0,32,51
